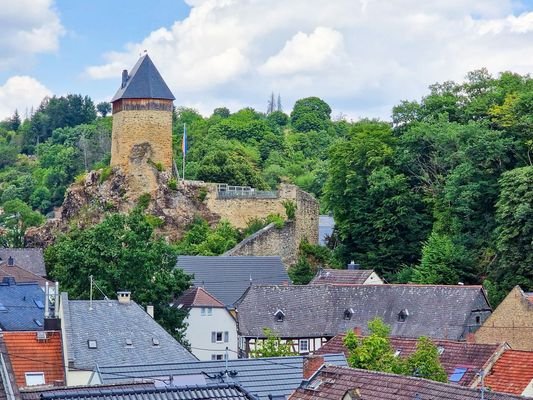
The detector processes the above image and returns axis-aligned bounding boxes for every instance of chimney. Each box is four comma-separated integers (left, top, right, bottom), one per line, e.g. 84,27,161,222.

44,281,61,330
121,70,129,88
303,355,325,380
466,333,476,344
117,291,131,304
7,256,14,267
146,305,154,318
347,261,360,270
353,327,362,336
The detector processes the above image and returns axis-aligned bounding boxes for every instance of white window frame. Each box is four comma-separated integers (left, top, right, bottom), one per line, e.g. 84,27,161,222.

25,372,45,386
299,339,309,353
207,307,212,316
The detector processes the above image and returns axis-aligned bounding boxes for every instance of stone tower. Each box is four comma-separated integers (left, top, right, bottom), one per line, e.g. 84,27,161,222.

110,55,175,185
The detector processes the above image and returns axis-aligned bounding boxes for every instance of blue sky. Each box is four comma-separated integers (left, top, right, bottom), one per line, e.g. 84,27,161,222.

1,0,533,119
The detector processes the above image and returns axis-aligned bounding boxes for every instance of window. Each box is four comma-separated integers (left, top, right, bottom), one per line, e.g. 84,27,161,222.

274,309,285,322
88,340,97,349
201,307,213,316
394,350,401,357
299,339,309,353
34,299,44,309
211,331,229,343
475,315,481,325
437,346,445,355
344,308,354,320
398,309,409,322
449,367,468,383
25,372,45,386
125,338,133,347
211,354,226,360
152,337,160,346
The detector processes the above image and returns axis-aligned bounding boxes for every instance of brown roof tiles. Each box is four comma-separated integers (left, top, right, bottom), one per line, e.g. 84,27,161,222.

485,350,533,395
175,287,225,308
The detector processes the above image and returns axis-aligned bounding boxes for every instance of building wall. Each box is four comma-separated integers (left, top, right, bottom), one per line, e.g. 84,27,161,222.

110,102,173,175
475,286,533,350
241,336,328,357
185,307,238,361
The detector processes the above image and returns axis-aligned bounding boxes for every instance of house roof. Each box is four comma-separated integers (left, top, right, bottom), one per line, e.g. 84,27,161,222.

111,55,175,102
0,264,52,288
20,383,155,400
174,287,225,309
316,334,504,386
236,284,491,340
27,383,256,400
3,331,65,388
0,334,20,400
0,249,46,278
485,350,533,395
309,269,376,285
176,256,290,307
96,354,347,400
60,293,195,370
290,365,525,400
0,280,44,331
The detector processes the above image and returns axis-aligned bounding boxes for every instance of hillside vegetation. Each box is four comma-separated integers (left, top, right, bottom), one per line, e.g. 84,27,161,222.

0,69,532,305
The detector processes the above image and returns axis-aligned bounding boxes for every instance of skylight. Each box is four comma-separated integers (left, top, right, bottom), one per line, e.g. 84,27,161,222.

449,367,468,383
33,319,43,327
125,338,133,346
88,340,97,349
437,346,445,355
34,299,44,309
152,337,160,346
0,303,7,312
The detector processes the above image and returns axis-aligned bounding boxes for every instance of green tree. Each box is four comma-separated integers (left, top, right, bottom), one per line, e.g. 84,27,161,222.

290,97,332,132
250,328,296,358
410,232,472,285
490,166,533,296
96,102,112,117
402,337,447,382
344,319,447,382
0,199,44,247
45,209,191,341
212,107,230,118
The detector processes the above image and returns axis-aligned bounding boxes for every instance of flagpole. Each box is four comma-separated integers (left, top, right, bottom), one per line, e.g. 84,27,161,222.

182,123,186,183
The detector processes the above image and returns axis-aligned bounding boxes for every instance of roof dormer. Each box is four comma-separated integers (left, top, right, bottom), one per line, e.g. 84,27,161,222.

274,309,285,322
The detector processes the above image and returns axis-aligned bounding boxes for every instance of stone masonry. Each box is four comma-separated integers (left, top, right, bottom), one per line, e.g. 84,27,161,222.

475,286,533,350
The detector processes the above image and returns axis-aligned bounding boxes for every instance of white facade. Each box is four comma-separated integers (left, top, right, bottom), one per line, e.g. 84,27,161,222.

185,306,238,361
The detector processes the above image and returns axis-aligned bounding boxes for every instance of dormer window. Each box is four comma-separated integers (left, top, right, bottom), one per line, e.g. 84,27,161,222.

125,338,133,347
344,308,354,320
274,309,285,322
437,346,445,355
398,309,409,322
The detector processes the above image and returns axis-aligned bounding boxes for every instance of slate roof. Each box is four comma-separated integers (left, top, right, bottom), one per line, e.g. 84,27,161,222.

0,264,52,288
111,55,175,102
236,284,491,340
3,331,65,388
485,350,533,395
0,279,44,331
0,249,46,278
27,384,256,400
174,287,225,309
61,293,195,370
316,334,505,386
176,256,290,307
290,365,525,400
0,335,20,400
309,269,376,285
20,384,154,400
96,354,347,400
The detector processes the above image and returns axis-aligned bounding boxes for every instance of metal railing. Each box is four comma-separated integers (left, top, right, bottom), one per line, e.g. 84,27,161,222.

216,183,278,199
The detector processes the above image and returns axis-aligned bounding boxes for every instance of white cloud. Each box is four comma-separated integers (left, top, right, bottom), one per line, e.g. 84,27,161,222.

0,0,64,70
0,76,52,119
86,0,533,119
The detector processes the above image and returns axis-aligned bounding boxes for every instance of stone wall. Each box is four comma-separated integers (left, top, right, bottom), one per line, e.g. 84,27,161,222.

224,221,298,266
110,108,173,177
204,183,318,266
475,286,533,350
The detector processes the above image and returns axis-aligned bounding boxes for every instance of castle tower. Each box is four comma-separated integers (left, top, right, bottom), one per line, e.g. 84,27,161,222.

110,55,175,176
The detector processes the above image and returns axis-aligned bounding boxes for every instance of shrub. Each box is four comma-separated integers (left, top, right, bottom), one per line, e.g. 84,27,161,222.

137,193,151,210
99,166,112,183
168,178,178,190
197,187,208,202
266,213,285,229
282,200,297,220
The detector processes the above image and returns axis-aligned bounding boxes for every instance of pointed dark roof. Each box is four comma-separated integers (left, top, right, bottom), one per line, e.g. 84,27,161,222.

111,55,175,102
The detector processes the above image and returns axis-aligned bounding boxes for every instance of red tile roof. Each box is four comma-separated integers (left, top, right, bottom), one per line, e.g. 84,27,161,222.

309,269,376,285
3,331,65,388
485,350,533,395
316,334,503,386
0,264,52,287
290,365,523,400
175,287,225,308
